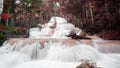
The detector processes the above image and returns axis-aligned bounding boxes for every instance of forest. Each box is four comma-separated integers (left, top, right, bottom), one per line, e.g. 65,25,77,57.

1,0,120,40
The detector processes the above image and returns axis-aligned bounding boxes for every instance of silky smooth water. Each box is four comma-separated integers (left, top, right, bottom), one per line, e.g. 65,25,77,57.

93,40,120,53
0,41,120,68
0,17,120,68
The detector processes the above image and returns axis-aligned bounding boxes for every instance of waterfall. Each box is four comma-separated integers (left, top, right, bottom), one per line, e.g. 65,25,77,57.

0,40,54,60
47,43,101,62
20,43,39,59
1,40,101,61
93,40,120,53
0,40,120,68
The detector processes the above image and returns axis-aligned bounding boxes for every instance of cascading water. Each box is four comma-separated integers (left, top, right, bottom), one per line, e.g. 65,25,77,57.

93,40,120,53
47,42,101,62
0,40,120,68
1,41,48,60
0,17,120,68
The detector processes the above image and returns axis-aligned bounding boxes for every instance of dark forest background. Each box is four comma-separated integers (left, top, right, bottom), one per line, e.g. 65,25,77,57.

2,0,120,40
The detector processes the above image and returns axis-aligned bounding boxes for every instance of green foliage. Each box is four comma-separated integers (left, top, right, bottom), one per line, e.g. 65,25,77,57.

35,0,42,7
4,26,13,31
0,32,5,40
21,0,42,7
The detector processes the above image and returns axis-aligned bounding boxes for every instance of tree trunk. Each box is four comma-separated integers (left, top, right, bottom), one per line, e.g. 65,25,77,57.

0,0,3,13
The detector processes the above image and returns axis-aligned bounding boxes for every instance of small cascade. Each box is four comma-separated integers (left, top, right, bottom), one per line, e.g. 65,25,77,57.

19,44,30,56
0,41,53,60
47,42,77,61
20,43,42,59
47,42,101,62
93,41,120,53
0,41,40,59
0,39,120,68
0,42,11,54
1,41,9,46
0,40,101,61
18,41,53,60
13,41,23,51
20,43,39,59
8,43,17,52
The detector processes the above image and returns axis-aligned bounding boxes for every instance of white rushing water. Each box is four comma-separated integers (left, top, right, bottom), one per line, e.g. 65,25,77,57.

29,17,81,39
92,40,120,53
0,17,120,68
0,41,120,68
